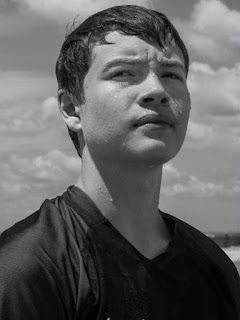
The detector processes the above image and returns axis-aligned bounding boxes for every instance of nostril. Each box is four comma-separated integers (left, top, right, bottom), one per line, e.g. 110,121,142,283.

161,97,168,105
143,97,154,103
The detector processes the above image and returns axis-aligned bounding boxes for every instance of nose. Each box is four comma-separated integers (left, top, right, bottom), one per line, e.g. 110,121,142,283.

138,74,169,108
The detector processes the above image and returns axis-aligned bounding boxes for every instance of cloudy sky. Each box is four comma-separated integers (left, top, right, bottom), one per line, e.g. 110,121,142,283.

1,0,240,233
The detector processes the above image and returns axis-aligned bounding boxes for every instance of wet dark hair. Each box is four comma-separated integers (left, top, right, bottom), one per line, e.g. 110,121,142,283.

55,5,189,157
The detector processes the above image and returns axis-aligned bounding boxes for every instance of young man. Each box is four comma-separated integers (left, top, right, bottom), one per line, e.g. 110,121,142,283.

0,5,240,320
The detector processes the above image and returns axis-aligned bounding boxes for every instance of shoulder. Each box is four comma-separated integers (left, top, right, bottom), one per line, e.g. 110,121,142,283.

163,211,238,270
0,199,65,257
0,200,64,280
0,197,90,318
0,198,83,290
170,213,236,263
162,211,240,315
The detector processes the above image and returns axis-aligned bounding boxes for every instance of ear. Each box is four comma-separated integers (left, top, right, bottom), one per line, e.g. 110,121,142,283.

58,89,82,133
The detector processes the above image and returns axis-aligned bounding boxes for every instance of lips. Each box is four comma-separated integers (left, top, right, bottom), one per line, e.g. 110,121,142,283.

134,114,175,128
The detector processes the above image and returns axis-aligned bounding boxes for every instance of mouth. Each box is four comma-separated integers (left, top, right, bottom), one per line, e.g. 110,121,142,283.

134,114,175,128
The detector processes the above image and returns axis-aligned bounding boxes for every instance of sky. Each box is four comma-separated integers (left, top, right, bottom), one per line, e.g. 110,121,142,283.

0,0,240,233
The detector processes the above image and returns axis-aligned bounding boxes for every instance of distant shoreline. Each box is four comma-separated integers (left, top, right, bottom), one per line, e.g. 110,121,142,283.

206,233,240,248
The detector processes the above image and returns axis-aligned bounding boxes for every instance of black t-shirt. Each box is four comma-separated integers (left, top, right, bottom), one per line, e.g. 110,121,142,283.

0,186,240,320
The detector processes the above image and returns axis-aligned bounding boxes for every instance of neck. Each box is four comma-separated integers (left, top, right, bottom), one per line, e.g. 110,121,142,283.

76,149,166,235
75,149,172,259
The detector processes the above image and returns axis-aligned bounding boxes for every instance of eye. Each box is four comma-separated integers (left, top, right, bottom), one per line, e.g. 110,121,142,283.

162,72,183,81
112,70,134,78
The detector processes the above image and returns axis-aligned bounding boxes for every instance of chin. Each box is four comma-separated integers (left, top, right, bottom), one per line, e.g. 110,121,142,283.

125,145,180,168
144,153,176,167
141,140,180,160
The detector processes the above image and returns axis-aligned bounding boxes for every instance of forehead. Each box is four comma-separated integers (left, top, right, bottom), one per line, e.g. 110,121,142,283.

91,31,185,69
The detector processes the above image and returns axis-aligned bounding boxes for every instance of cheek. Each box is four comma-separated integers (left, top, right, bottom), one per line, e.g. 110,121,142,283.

182,91,191,123
176,103,190,142
171,87,191,117
82,93,126,143
87,85,133,126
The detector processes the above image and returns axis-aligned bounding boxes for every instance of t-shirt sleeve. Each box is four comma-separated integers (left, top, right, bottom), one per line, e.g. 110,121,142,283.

0,249,70,320
0,202,86,320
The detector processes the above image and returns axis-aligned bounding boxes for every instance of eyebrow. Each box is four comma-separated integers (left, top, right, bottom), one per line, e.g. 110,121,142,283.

102,57,146,72
102,57,186,73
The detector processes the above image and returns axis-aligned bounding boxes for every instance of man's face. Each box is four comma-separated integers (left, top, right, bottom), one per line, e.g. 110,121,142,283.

79,31,191,167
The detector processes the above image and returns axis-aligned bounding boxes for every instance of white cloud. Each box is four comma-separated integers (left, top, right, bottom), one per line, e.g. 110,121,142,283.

0,163,31,195
0,150,80,195
192,0,240,43
9,149,80,181
0,148,80,231
0,70,55,104
0,71,57,136
186,62,240,149
162,163,240,198
0,95,60,134
41,96,59,120
163,163,181,184
186,120,214,148
16,0,157,22
174,0,240,64
186,175,224,197
162,176,240,198
1,181,31,195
